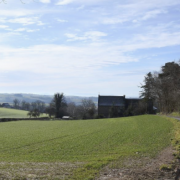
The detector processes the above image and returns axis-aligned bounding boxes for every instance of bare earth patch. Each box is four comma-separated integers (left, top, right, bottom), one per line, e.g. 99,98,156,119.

96,146,179,180
0,147,179,179
0,162,83,180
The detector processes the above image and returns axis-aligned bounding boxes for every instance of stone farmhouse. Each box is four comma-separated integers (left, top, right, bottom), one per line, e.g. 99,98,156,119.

2,103,11,108
98,95,152,118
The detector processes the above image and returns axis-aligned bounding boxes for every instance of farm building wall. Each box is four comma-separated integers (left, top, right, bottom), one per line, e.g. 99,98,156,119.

98,95,154,117
125,99,140,109
98,106,111,118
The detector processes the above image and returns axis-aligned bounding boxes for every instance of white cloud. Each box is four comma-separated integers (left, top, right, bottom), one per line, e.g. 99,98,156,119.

102,18,127,25
8,17,36,25
0,43,137,74
0,9,38,17
141,9,167,20
0,32,21,43
0,18,6,23
56,0,106,5
57,19,68,23
56,0,73,5
0,25,9,29
2,17,45,26
14,28,26,32
99,0,180,25
76,5,84,10
37,21,46,26
65,31,107,41
26,29,40,32
39,0,51,3
117,0,180,12
14,28,40,32
118,29,180,53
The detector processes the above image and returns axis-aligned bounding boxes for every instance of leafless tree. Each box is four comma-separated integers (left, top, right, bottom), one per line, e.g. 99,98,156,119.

67,102,76,118
79,98,96,119
13,99,20,109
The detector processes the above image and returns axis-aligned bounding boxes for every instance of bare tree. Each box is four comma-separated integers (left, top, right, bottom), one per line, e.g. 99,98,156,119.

45,105,55,118
21,100,26,110
13,99,20,109
67,102,76,118
24,102,31,111
31,102,37,110
80,98,96,119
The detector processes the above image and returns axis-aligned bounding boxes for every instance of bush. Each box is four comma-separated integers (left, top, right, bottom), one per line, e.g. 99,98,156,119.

95,114,105,119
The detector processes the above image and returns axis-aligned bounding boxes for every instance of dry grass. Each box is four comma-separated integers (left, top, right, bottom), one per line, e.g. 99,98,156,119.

0,162,83,179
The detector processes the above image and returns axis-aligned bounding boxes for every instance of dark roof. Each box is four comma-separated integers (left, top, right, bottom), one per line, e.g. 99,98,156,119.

98,96,125,106
2,103,10,105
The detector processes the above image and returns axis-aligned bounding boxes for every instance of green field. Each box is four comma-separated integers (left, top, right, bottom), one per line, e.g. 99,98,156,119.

0,115,176,179
0,108,46,118
170,112,180,117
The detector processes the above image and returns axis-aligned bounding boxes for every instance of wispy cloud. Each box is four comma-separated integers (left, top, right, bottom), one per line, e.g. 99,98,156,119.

39,0,51,3
56,0,106,5
141,9,167,20
7,17,45,26
57,19,68,23
65,31,107,41
100,0,179,25
76,5,84,10
0,43,137,74
0,25,9,29
56,0,73,5
14,28,40,33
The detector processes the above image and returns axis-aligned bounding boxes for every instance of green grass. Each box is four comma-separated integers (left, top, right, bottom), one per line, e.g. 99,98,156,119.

0,115,174,179
170,112,180,117
0,108,46,118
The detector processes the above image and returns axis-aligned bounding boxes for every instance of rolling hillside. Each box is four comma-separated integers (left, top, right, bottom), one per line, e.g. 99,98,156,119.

0,93,98,105
0,108,46,118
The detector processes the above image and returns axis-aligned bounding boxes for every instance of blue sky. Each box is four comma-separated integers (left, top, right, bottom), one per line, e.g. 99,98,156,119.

0,0,180,97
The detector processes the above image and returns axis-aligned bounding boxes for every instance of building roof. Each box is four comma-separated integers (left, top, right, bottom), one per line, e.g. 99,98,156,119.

2,103,10,105
98,96,125,106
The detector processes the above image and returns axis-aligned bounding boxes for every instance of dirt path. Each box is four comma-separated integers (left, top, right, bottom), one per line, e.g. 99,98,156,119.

96,146,179,180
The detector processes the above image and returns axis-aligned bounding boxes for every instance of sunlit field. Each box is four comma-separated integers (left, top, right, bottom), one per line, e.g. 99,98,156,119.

0,115,174,179
0,108,46,118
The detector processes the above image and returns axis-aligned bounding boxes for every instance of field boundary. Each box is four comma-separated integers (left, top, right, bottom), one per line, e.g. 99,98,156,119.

0,117,49,122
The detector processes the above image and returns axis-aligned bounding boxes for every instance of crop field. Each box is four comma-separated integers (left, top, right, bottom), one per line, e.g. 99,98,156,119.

0,115,176,179
0,108,46,118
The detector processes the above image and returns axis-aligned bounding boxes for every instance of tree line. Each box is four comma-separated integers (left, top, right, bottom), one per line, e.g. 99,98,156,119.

140,61,180,114
13,99,46,113
12,93,97,119
45,93,97,119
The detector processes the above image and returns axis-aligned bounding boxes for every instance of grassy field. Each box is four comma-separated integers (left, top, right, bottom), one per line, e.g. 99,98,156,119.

0,115,175,179
0,108,46,118
170,112,180,117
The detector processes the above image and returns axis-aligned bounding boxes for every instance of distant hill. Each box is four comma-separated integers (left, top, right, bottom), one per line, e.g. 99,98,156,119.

0,93,98,105
0,108,46,118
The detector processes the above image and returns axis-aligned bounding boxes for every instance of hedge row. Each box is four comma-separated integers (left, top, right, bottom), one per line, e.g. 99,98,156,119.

0,117,49,122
